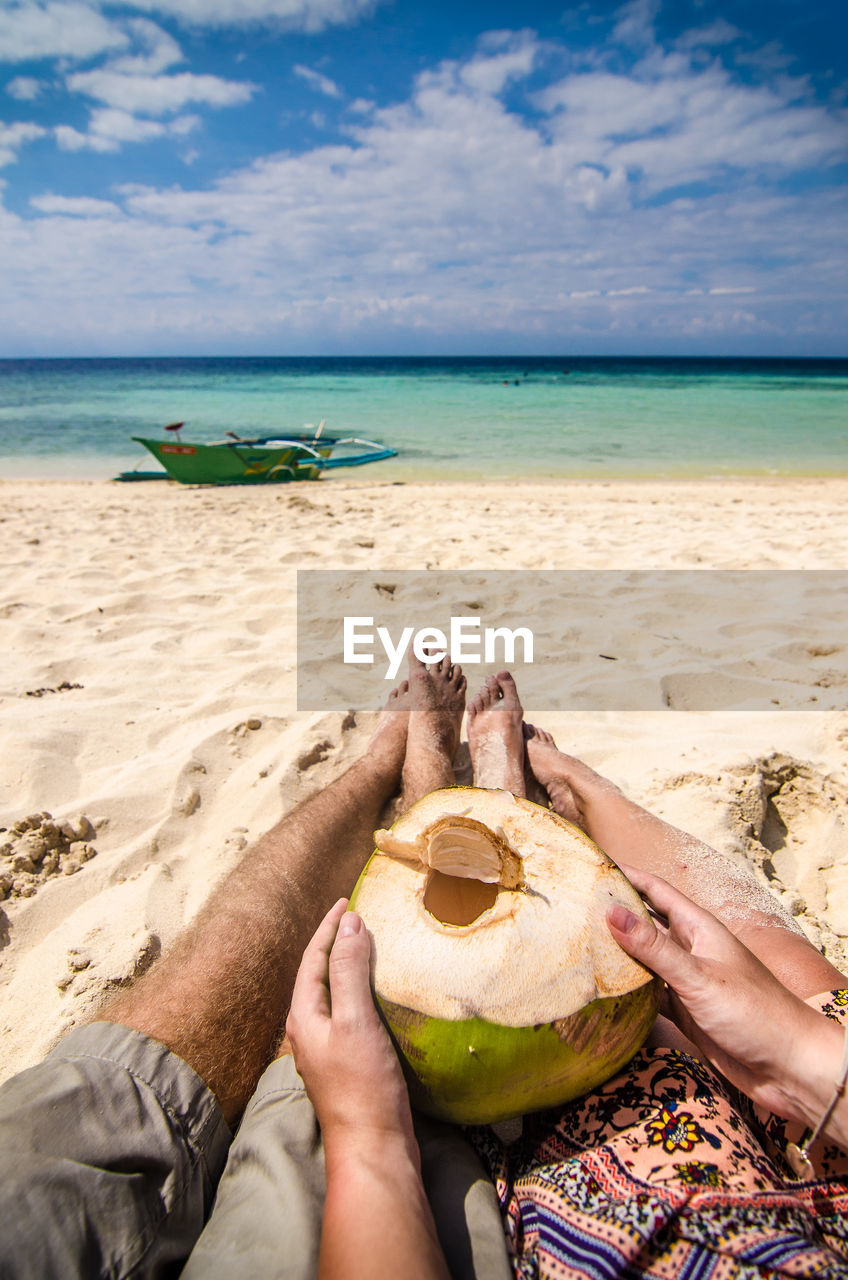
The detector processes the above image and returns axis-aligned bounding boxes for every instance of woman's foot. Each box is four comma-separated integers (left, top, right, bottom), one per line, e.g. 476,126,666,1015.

521,725,552,808
467,671,526,795
524,725,618,830
401,656,467,806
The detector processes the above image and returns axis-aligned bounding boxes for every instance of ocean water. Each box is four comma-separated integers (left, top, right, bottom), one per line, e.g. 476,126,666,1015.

0,356,845,481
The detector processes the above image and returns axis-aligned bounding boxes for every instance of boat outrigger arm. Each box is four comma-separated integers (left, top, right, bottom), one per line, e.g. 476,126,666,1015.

209,436,398,469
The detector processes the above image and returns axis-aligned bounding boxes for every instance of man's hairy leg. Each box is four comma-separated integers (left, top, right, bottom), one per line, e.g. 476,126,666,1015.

401,655,466,807
99,687,410,1126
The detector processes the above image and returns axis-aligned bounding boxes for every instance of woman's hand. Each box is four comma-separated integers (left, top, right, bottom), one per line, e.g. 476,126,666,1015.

285,898,415,1157
607,865,846,1134
286,901,450,1280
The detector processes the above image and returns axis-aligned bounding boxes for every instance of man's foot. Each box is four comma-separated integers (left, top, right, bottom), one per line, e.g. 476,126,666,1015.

524,726,618,830
401,656,467,806
366,680,411,781
467,671,526,795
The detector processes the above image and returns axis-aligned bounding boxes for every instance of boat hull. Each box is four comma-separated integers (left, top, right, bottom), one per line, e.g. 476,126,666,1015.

133,437,326,485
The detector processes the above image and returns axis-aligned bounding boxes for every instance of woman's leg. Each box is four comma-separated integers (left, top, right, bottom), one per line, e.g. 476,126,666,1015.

524,726,847,999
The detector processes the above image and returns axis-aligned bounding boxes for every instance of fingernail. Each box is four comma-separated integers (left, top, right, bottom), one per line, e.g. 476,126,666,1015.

608,904,638,934
337,912,362,938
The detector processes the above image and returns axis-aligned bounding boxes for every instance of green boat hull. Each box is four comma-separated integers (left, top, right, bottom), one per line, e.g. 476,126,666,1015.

132,437,326,485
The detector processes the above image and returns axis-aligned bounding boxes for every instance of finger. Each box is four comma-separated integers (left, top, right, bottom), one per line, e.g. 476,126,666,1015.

617,864,712,943
290,898,349,1025
327,912,381,1027
606,900,701,994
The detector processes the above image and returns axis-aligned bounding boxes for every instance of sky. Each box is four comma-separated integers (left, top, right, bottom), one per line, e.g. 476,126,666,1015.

0,0,846,356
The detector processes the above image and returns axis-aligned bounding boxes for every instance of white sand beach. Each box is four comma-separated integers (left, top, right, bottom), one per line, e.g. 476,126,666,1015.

1,475,847,1081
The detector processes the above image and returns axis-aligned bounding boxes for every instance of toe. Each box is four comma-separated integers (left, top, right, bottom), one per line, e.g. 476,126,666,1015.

495,671,520,706
467,688,486,718
480,679,498,707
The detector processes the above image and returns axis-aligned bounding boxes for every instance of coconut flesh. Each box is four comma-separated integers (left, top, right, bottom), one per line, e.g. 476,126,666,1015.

349,787,662,1125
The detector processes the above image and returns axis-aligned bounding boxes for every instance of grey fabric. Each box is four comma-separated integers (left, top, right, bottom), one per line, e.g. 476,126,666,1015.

0,1021,231,1280
182,1054,326,1279
0,1026,510,1280
415,1114,514,1280
186,1054,511,1280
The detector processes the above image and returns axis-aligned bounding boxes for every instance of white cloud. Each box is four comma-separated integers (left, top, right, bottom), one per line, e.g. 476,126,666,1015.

2,20,846,352
66,69,256,115
30,193,121,215
679,308,761,337
459,33,539,96
293,64,341,98
54,123,113,152
676,20,741,51
611,0,660,50
107,19,182,75
90,105,197,142
0,0,381,75
6,74,42,99
0,2,128,62
536,53,848,197
119,0,383,32
0,118,45,164
735,42,794,74
55,107,199,151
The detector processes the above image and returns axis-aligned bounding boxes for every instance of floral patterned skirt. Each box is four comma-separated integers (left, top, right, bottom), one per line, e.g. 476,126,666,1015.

470,992,848,1279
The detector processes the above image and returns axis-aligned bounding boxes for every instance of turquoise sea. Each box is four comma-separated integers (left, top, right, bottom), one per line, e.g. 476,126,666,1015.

0,356,845,481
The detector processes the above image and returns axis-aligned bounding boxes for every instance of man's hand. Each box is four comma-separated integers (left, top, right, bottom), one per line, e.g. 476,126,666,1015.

607,865,846,1133
286,899,415,1158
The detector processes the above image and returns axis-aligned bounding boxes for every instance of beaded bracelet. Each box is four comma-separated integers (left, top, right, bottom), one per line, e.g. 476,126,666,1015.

786,1023,848,1181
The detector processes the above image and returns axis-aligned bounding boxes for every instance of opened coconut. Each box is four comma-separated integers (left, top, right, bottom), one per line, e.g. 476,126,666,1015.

349,787,662,1125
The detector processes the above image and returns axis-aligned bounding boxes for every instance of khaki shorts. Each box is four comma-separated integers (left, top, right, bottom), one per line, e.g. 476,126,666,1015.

0,1021,510,1279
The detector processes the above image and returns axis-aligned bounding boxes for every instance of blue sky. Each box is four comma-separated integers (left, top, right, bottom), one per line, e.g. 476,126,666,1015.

0,0,846,356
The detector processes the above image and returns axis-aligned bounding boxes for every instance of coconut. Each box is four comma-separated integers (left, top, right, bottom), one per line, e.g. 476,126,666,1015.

349,787,662,1125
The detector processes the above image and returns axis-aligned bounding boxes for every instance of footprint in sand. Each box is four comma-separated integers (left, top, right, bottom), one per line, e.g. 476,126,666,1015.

662,756,848,969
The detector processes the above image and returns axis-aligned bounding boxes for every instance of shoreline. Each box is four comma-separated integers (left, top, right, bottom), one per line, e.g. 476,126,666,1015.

2,469,848,486
3,461,848,485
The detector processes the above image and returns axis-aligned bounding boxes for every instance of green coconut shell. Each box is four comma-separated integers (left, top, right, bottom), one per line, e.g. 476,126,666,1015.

380,984,662,1125
350,787,663,1125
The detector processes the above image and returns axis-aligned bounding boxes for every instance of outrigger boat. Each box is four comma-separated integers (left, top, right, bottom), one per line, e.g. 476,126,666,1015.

116,420,396,485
